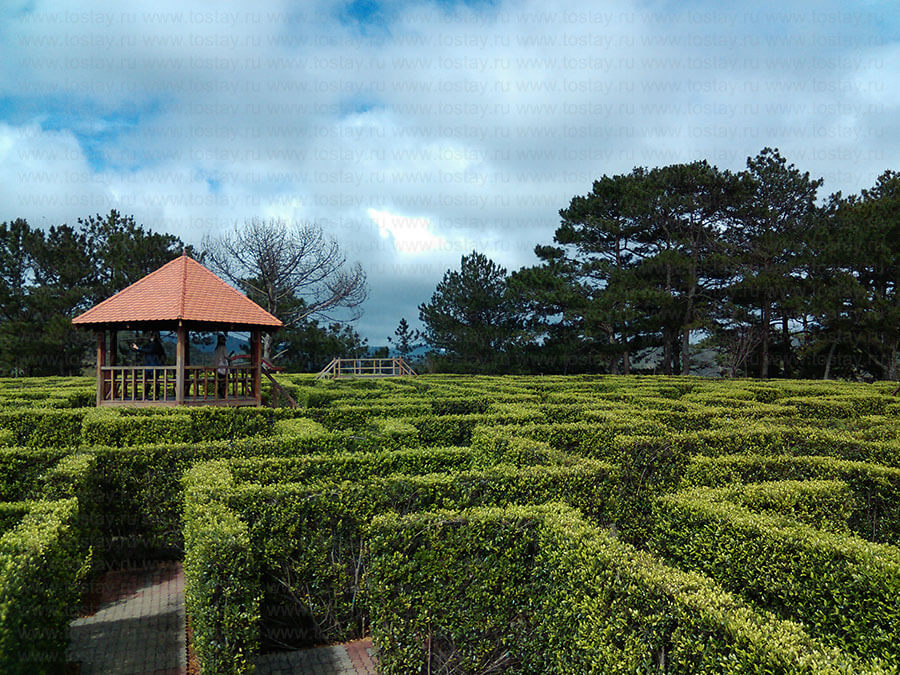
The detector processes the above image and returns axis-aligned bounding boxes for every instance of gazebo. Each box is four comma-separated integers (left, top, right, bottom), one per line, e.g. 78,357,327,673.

72,253,282,407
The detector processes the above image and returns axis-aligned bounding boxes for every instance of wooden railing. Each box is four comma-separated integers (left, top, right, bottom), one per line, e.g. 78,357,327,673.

99,365,256,404
316,357,417,380
184,365,255,401
100,366,178,403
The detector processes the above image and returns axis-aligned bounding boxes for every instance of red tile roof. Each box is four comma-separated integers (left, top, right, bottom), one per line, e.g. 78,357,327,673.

72,255,282,328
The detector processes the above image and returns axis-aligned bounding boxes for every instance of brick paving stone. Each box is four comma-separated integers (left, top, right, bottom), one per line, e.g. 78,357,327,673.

255,638,378,675
67,562,186,675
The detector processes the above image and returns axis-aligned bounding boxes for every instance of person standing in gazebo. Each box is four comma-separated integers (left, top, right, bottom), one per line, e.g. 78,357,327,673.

214,334,229,399
131,332,166,366
131,332,166,397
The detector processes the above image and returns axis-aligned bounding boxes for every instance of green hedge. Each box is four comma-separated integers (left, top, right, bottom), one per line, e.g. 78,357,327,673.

505,419,663,458
235,459,613,646
82,408,194,446
432,396,492,415
410,410,546,446
84,407,278,446
409,413,486,445
782,395,889,418
685,454,900,544
0,499,92,674
83,428,453,560
182,457,615,654
273,416,329,440
227,446,474,485
0,406,280,450
608,425,900,468
651,489,900,661
691,480,855,532
470,426,561,468
306,402,431,430
367,503,877,674
183,464,260,675
275,416,422,453
0,502,30,533
0,448,72,500
0,409,84,448
87,437,318,559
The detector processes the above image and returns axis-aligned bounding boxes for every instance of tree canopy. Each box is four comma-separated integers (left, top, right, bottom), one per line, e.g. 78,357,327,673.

0,211,187,376
418,251,521,371
416,149,900,380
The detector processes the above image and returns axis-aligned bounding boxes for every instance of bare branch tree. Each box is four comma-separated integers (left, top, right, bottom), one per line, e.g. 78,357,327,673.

201,219,367,358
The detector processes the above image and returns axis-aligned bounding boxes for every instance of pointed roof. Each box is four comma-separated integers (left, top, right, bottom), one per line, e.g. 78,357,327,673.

72,254,282,329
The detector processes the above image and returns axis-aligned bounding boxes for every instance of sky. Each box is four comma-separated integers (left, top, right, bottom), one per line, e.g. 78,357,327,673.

2,0,899,345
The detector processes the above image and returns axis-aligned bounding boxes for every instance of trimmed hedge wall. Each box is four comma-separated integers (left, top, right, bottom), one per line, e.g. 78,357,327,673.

183,465,259,675
685,454,900,544
651,489,900,661
367,503,880,674
182,457,616,664
0,448,72,500
0,499,92,674
470,426,561,468
72,416,430,559
227,446,474,485
0,409,83,448
704,479,855,531
0,406,283,449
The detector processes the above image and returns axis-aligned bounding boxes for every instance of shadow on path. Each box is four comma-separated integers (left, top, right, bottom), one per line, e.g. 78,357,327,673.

68,562,185,675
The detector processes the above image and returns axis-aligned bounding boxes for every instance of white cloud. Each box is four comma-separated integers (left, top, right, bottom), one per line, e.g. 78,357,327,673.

1,0,899,341
367,207,447,254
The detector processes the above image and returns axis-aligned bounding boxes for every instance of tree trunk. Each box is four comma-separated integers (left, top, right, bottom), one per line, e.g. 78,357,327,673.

782,314,792,378
682,327,691,375
623,346,631,376
823,341,837,380
673,335,681,375
760,303,770,378
663,328,673,376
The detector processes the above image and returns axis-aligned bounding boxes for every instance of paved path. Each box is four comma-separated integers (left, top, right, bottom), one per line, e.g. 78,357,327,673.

68,562,186,675
255,639,377,674
67,561,378,674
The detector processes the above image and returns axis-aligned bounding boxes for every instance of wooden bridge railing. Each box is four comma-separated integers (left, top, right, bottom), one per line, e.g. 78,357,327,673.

315,357,417,380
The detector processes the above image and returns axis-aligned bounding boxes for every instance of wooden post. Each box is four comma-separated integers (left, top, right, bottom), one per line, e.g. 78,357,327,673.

251,330,262,405
109,330,118,399
96,331,106,407
108,331,117,366
176,323,186,404
184,330,191,398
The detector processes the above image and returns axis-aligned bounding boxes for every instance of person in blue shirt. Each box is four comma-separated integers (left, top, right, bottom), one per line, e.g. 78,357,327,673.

131,332,166,398
131,332,166,366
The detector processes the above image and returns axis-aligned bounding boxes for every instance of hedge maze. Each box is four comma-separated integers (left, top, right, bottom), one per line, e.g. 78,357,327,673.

2,375,900,673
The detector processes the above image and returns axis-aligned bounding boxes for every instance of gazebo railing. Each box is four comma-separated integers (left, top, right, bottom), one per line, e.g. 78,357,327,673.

184,365,255,401
100,365,256,404
100,366,178,403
